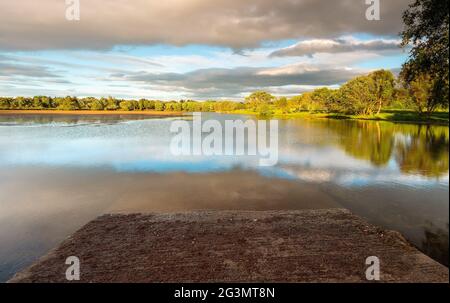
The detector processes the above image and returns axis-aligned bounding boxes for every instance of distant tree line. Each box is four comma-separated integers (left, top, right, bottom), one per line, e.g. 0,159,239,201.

0,96,244,112
0,68,447,116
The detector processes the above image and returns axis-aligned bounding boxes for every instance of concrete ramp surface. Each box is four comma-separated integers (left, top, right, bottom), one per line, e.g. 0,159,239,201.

9,209,449,283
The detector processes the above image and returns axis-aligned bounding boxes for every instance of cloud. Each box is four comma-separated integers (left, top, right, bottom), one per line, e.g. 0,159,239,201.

0,0,413,51
270,38,401,57
71,53,163,68
0,62,60,78
0,55,73,97
110,63,367,98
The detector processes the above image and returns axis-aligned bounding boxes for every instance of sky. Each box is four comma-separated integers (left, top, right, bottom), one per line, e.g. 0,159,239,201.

0,0,413,100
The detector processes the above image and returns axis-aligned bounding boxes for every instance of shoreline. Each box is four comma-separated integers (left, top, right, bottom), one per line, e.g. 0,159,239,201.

9,209,449,283
1,109,448,124
0,110,183,116
225,110,450,125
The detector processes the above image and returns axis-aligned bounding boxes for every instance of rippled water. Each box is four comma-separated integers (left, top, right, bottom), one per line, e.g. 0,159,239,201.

0,113,448,281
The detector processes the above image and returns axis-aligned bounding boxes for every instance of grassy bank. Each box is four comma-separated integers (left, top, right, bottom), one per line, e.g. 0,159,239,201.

228,109,449,124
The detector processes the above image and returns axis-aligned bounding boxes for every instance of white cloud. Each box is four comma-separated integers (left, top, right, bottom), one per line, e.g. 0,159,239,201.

270,37,401,57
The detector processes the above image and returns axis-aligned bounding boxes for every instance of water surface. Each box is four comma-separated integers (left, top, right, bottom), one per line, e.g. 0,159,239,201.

0,113,448,281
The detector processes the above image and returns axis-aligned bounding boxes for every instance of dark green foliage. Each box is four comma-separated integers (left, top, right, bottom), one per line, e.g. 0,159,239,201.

400,0,449,112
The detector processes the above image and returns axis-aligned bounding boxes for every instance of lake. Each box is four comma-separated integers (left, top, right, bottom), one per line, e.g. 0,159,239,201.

0,113,448,281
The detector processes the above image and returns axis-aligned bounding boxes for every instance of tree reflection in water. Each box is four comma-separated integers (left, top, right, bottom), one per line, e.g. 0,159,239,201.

318,119,449,178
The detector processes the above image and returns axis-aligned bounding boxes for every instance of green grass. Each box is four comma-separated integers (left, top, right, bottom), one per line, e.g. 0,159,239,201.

360,109,449,123
225,109,449,124
345,110,449,124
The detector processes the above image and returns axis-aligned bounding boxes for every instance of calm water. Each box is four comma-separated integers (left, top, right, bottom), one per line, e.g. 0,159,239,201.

0,113,448,281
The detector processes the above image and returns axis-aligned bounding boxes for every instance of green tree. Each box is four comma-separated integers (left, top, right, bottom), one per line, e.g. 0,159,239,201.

311,87,336,112
245,91,275,111
369,70,395,114
154,101,165,111
275,97,289,113
119,100,136,111
391,86,413,109
32,97,43,109
40,96,52,109
57,96,79,110
287,95,303,112
400,0,449,112
0,98,11,109
105,97,119,110
138,99,156,110
336,75,377,115
12,97,32,109
407,73,436,113
90,99,105,110
256,103,274,117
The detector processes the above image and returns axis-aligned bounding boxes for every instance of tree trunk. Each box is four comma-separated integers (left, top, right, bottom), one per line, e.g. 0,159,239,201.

376,99,382,115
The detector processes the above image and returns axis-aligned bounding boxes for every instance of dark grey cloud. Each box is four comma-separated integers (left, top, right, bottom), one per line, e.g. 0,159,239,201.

111,64,366,98
0,0,413,51
0,62,60,78
270,38,402,57
125,67,361,87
